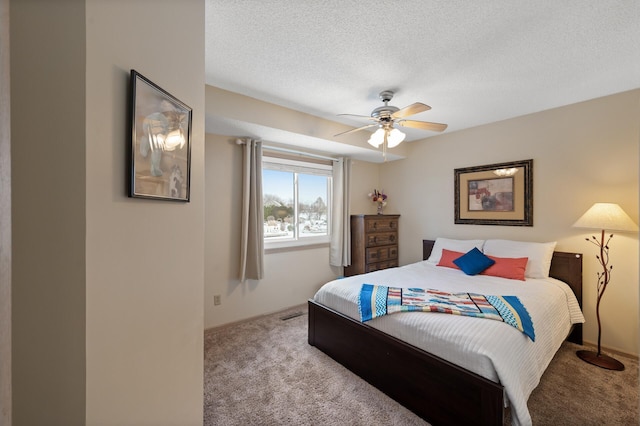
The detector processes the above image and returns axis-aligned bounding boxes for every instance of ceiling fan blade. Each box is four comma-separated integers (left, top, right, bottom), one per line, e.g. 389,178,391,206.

397,119,448,132
391,102,431,119
337,113,376,121
334,123,378,137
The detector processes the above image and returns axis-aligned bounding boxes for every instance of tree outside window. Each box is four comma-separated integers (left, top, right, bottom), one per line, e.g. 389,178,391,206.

262,157,332,247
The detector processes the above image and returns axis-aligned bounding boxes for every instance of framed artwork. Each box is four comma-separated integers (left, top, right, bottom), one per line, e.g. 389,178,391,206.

129,70,192,201
454,159,533,226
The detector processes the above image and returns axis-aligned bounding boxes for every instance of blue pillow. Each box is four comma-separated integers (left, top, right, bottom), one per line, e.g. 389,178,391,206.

453,247,495,275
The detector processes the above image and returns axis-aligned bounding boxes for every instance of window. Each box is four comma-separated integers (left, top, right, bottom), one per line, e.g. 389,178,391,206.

262,154,332,248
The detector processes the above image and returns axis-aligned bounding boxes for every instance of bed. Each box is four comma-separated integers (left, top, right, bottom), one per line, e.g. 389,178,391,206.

308,238,584,426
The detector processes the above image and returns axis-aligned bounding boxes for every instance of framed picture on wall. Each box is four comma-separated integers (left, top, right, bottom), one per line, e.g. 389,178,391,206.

128,69,192,202
454,159,533,226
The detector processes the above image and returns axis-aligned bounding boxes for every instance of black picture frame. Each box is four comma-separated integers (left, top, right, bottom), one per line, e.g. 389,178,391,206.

454,159,533,226
129,70,192,202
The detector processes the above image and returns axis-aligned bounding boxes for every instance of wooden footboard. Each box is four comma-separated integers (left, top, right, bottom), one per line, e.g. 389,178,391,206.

308,299,504,426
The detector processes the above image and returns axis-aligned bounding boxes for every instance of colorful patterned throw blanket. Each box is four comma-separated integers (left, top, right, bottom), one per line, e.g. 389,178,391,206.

358,284,535,341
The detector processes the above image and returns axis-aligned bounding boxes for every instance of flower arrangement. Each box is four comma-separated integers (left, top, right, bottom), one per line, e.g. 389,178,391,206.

369,189,387,205
369,189,387,214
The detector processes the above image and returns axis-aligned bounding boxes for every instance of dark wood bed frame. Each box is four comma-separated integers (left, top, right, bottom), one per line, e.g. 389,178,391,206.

308,239,582,426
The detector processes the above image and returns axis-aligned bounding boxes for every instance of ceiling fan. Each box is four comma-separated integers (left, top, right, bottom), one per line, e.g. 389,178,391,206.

335,90,447,155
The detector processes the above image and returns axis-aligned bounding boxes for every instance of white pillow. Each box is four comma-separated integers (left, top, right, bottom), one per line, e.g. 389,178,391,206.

483,239,557,278
427,238,485,264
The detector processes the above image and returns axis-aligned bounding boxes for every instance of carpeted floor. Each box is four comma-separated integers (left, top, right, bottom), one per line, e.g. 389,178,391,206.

204,305,639,425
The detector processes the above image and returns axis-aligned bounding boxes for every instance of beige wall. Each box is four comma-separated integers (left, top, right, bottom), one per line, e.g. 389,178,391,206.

11,1,205,425
203,86,386,329
349,160,385,215
204,134,338,328
84,1,205,424
381,89,640,355
202,133,381,329
11,0,87,423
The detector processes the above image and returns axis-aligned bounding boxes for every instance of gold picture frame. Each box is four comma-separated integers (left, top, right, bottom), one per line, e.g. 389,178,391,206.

454,159,533,226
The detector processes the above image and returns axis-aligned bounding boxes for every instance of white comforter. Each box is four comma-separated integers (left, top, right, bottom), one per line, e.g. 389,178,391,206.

312,260,584,426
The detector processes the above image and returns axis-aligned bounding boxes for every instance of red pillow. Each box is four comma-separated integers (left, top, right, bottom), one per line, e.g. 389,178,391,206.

437,249,464,269
480,255,528,281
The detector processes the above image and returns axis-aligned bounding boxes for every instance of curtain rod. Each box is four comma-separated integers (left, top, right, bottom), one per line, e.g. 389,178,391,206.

235,139,338,162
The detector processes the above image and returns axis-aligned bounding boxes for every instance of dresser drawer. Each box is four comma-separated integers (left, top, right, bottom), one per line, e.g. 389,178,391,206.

344,214,400,277
366,245,398,263
365,259,399,273
366,232,397,247
365,218,399,233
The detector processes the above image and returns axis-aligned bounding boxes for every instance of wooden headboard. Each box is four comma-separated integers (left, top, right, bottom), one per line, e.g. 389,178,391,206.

422,239,583,344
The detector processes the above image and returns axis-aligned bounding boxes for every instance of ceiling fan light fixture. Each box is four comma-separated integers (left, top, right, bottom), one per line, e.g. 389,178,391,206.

367,128,385,148
337,90,447,157
386,128,406,148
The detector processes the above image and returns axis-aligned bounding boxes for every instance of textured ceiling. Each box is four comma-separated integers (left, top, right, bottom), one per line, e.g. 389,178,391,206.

205,1,640,157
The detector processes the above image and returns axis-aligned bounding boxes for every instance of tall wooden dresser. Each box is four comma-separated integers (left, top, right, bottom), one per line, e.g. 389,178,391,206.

344,214,400,277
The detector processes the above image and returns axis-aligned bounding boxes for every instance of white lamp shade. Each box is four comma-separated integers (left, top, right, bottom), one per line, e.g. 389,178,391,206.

386,128,406,148
367,127,406,149
572,203,639,232
367,128,384,148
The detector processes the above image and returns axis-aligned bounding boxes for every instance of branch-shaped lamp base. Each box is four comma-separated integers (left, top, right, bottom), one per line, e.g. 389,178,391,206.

572,203,638,373
576,349,625,371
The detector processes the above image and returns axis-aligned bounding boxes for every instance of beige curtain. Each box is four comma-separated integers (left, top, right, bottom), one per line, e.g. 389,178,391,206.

330,157,351,267
239,138,264,281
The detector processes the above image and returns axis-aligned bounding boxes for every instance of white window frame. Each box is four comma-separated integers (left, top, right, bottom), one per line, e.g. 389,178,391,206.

262,155,333,250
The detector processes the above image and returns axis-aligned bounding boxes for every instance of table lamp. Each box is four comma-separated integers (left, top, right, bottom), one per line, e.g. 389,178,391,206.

572,203,638,370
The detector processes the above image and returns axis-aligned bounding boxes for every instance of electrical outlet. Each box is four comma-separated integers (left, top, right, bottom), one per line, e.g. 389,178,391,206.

213,295,221,306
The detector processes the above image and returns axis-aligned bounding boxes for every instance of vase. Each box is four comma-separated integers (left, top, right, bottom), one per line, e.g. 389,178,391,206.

377,203,384,215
